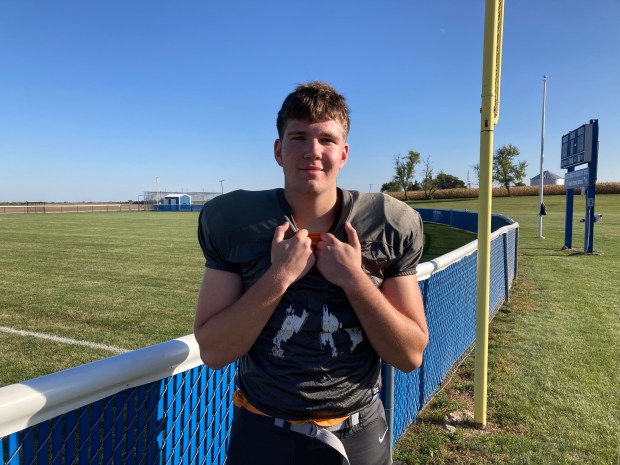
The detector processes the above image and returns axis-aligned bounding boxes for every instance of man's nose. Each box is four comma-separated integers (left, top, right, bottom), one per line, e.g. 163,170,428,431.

303,139,322,159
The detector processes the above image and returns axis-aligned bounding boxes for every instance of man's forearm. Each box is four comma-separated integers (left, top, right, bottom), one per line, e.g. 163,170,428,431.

195,224,316,370
341,271,428,373
194,268,288,370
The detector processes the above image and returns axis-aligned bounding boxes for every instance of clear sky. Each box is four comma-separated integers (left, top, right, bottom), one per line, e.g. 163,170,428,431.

1,1,618,202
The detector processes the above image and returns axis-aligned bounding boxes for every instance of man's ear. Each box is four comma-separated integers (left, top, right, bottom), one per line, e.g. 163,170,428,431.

340,143,349,168
274,139,283,166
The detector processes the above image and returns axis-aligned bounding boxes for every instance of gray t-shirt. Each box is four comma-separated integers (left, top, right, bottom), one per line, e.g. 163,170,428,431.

198,188,423,419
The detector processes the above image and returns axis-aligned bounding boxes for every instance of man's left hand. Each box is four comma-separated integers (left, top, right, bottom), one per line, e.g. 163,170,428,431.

314,222,364,288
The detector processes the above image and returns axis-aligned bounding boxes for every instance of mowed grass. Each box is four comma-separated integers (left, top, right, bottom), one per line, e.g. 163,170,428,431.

394,194,620,465
422,223,476,260
0,210,468,387
3,196,617,463
0,212,205,386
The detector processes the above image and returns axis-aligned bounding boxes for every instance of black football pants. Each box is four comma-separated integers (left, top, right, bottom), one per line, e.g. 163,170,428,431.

225,396,391,465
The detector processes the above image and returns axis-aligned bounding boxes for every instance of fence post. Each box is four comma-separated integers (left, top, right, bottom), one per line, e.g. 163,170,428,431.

6,432,20,464
383,364,395,461
503,233,510,302
514,228,519,279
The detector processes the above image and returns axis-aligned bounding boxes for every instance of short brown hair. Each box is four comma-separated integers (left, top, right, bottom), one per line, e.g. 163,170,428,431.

276,81,350,140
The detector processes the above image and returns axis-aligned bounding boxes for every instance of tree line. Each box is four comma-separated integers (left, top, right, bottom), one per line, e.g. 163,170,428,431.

381,144,527,199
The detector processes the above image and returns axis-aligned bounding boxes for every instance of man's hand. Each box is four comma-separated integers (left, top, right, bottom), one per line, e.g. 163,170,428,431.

271,222,315,287
315,222,364,288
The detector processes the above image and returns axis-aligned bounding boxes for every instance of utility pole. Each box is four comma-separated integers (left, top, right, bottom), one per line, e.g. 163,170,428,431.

219,180,225,195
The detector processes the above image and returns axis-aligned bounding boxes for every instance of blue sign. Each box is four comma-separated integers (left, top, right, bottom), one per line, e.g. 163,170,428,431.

564,168,589,189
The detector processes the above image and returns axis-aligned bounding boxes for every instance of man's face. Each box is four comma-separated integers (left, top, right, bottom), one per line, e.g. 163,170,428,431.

274,118,349,197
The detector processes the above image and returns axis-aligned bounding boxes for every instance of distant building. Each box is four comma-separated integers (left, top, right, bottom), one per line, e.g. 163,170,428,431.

164,193,191,206
142,191,219,205
530,170,564,186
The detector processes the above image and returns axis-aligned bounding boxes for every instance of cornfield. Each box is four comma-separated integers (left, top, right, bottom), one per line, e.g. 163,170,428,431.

386,181,620,201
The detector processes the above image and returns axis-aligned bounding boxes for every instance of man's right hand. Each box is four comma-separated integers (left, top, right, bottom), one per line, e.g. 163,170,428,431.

194,221,315,369
271,222,315,287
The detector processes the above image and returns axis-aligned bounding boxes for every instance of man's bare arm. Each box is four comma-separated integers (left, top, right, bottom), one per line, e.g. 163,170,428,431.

193,222,314,369
345,273,428,372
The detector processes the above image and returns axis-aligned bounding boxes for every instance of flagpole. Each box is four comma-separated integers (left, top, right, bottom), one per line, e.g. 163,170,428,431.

538,75,547,239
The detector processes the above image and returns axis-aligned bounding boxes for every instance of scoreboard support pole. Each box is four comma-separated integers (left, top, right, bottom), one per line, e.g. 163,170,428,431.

563,167,575,249
584,119,599,253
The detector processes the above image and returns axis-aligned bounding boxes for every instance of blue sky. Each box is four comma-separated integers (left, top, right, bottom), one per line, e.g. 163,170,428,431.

1,1,618,202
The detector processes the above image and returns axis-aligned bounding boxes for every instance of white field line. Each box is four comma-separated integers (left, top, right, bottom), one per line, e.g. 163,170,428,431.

0,326,129,354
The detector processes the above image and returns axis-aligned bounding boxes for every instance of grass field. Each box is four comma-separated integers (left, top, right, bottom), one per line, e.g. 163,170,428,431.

1,195,618,464
394,194,620,465
0,212,204,385
0,210,471,387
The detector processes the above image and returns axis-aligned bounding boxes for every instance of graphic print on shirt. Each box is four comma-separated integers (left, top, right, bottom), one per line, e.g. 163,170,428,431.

271,304,364,359
345,327,363,352
321,306,341,357
271,306,309,358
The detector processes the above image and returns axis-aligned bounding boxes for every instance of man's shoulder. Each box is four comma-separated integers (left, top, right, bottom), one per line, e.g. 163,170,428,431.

201,189,280,218
199,188,285,237
350,192,420,221
205,189,279,209
346,191,422,245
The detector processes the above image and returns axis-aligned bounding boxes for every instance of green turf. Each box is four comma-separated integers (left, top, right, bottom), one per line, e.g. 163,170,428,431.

0,212,205,385
4,195,617,463
0,210,470,386
394,194,620,464
421,223,476,262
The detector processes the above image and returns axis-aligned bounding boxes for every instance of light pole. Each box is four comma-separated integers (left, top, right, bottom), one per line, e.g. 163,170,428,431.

538,75,547,239
219,180,225,195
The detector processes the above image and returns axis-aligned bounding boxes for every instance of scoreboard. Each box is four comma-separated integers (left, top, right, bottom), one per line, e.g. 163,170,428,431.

561,123,594,169
561,119,599,253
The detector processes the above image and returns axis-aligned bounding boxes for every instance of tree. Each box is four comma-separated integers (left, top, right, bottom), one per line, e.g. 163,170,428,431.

435,171,466,189
380,180,401,193
420,156,439,200
472,163,480,187
393,150,420,200
492,144,528,195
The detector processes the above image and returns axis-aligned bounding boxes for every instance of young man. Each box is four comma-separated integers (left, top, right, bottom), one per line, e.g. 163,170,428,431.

194,81,428,465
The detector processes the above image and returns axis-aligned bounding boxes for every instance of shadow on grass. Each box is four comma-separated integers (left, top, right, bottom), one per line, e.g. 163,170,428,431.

409,198,479,206
519,247,568,256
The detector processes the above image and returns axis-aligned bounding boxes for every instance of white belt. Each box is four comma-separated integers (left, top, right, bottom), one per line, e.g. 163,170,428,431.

273,412,360,464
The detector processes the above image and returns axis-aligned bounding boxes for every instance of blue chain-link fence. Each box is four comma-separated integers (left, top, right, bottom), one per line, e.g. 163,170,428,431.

1,208,518,464
1,363,236,465
390,209,518,439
